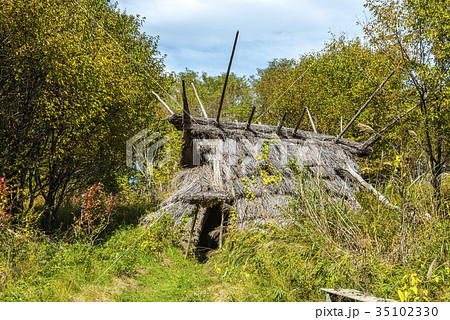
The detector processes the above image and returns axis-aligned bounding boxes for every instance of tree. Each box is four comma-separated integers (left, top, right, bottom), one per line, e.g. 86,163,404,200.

253,37,405,142
0,0,171,230
365,0,450,210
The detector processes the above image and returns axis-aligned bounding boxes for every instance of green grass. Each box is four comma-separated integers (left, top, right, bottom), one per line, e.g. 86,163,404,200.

0,224,218,302
1,174,449,302
205,177,450,302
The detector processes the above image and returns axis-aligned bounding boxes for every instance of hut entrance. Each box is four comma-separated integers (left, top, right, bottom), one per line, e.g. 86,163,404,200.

196,204,227,259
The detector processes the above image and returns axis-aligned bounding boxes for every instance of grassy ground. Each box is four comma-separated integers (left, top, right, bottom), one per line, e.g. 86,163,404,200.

0,225,216,302
0,176,449,302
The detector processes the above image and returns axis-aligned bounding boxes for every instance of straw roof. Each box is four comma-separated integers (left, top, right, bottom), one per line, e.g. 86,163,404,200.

143,113,372,229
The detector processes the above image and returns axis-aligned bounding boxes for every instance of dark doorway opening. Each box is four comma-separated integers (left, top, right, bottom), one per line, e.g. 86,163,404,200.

196,204,228,261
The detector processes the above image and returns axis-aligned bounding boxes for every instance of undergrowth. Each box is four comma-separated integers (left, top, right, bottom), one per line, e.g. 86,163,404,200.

0,174,449,301
207,176,450,301
0,215,212,301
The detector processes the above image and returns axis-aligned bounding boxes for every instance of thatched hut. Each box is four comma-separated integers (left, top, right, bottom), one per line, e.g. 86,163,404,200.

143,106,374,253
143,33,399,254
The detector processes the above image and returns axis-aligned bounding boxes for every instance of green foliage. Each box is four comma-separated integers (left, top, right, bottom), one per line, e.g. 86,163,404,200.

138,214,184,254
398,272,429,302
254,38,401,138
0,0,171,230
0,177,13,229
208,174,450,301
364,0,450,208
72,183,116,245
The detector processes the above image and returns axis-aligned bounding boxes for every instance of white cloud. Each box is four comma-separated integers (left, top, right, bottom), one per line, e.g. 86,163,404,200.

117,0,366,76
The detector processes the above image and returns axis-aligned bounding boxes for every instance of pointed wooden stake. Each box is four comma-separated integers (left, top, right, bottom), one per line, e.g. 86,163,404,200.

246,105,256,130
185,205,199,259
217,30,239,126
306,107,317,134
181,80,194,167
335,70,395,143
191,82,208,118
276,111,288,135
181,80,191,129
152,91,174,114
293,107,306,135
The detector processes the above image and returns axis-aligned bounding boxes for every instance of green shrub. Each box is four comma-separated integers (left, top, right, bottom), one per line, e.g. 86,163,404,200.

208,176,450,302
72,183,117,245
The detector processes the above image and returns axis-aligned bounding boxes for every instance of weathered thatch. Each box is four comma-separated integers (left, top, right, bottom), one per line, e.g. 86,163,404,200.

143,112,373,252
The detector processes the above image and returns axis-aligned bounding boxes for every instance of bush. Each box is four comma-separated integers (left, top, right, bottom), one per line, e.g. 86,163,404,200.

0,177,13,229
208,176,450,302
72,183,117,245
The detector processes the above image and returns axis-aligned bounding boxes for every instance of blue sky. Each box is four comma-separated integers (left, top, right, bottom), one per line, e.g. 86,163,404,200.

116,0,367,77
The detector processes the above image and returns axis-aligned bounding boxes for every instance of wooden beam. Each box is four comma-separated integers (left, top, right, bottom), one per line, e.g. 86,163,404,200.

181,80,191,129
306,107,317,134
216,30,239,126
345,164,400,211
321,288,396,302
362,101,421,149
246,105,256,130
293,107,306,135
219,210,224,250
181,80,193,167
276,111,288,135
191,82,208,118
335,70,395,143
185,205,199,259
152,91,174,114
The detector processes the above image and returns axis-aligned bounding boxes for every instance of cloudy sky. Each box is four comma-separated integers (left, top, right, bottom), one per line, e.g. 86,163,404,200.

116,0,367,76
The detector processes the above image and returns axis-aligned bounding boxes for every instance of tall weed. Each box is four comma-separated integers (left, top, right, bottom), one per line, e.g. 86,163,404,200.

209,176,450,301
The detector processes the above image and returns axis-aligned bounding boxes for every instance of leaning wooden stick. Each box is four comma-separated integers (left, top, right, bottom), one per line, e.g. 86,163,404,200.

276,111,288,135
293,107,306,135
362,100,422,149
185,205,199,259
335,70,395,143
345,164,400,211
191,82,208,118
306,107,317,134
181,80,191,128
217,30,239,125
246,105,256,130
152,91,174,114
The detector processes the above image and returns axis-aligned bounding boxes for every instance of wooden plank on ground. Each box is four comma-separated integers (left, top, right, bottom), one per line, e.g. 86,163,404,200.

321,288,396,302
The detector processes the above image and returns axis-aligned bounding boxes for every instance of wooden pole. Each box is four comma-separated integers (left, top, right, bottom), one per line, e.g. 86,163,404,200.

152,91,174,114
276,111,288,135
191,82,208,118
345,164,400,211
293,107,306,135
185,206,199,259
362,100,421,149
306,107,317,134
246,105,256,130
181,80,191,129
219,210,224,250
181,80,193,167
216,30,239,126
335,70,395,143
